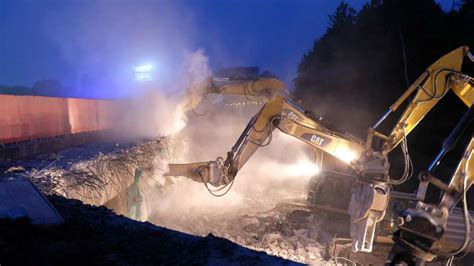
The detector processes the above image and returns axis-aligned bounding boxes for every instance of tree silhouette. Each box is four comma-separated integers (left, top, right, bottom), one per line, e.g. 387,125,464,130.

294,0,474,192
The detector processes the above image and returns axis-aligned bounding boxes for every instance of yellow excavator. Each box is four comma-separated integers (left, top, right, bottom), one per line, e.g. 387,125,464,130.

387,107,473,264
183,67,289,115
165,46,474,258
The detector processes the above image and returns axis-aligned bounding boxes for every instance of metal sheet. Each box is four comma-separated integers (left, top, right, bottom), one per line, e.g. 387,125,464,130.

0,179,63,225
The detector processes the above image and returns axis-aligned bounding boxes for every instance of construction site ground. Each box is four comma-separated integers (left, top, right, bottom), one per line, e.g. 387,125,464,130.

0,194,299,266
1,140,472,265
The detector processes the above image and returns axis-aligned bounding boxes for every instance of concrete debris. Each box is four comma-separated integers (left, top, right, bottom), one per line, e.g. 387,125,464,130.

0,139,413,264
149,198,327,264
4,166,25,173
1,140,165,207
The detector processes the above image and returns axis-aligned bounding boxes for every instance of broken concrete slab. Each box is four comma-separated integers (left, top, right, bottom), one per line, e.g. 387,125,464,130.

0,179,63,225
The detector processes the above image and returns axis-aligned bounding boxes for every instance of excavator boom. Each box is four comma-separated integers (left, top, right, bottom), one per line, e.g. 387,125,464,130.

184,74,289,113
167,96,370,183
373,46,473,152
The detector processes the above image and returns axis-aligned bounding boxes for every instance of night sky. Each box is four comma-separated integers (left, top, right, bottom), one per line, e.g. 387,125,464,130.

0,0,452,98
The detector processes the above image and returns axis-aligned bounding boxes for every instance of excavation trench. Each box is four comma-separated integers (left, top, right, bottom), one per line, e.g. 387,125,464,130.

8,134,399,265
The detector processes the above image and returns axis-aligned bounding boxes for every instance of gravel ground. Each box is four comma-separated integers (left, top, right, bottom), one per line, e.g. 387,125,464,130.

3,139,472,265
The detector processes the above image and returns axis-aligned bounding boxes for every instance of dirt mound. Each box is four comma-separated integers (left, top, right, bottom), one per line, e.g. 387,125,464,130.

0,195,300,266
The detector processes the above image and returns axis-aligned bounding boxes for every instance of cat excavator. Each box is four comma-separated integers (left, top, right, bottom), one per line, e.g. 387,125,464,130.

183,67,289,115
165,46,474,260
387,104,473,264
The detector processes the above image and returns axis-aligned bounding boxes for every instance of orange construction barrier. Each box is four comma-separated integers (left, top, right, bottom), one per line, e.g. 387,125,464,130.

0,95,120,144
67,98,99,134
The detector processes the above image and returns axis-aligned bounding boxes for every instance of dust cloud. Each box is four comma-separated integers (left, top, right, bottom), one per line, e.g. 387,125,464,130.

138,83,322,235
41,0,325,247
133,85,326,263
115,50,211,139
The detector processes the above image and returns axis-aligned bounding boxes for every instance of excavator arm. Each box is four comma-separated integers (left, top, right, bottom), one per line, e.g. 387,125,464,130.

167,96,371,185
387,105,473,264
208,77,288,98
440,135,474,210
370,46,474,153
166,96,390,253
184,75,289,113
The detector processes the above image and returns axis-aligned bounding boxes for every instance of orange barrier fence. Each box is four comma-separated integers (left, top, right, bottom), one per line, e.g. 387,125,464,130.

0,95,121,144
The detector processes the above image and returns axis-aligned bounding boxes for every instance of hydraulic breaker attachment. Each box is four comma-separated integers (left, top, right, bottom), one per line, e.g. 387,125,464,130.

165,158,231,187
349,182,389,253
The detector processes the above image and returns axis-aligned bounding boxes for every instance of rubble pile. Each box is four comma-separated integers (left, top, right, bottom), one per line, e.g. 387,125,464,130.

182,208,325,263
1,140,167,206
181,207,397,265
1,140,397,265
148,188,328,264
